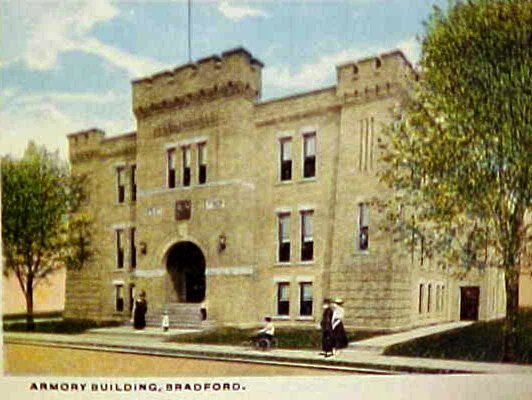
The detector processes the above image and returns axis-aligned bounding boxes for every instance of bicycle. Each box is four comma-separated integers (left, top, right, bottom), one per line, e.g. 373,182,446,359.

241,336,278,351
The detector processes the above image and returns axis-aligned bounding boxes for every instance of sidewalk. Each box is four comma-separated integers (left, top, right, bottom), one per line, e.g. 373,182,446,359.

5,330,532,375
349,321,473,353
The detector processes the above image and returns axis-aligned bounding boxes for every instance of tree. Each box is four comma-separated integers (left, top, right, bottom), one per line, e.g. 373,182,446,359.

380,0,531,362
2,142,92,330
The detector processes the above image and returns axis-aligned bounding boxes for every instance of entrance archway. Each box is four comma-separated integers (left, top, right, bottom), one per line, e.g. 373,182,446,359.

166,242,206,303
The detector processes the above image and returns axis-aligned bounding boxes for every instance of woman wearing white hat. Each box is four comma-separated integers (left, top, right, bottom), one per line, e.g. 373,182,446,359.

331,298,348,355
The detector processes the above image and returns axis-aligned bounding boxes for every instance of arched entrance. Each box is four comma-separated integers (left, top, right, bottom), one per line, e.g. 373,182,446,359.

166,242,206,303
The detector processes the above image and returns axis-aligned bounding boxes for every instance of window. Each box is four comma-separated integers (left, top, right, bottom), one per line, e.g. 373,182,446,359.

129,284,135,313
427,283,432,313
116,229,124,269
299,282,313,316
418,283,424,314
131,165,137,202
303,133,316,178
441,285,445,311
130,228,136,269
419,235,425,266
436,285,440,312
278,213,291,262
277,283,290,316
182,146,191,187
198,142,207,185
116,167,125,203
301,210,314,261
279,138,292,181
167,149,176,188
358,203,370,251
115,284,124,312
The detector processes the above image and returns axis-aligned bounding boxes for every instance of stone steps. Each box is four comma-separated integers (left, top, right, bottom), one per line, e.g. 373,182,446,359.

144,303,208,329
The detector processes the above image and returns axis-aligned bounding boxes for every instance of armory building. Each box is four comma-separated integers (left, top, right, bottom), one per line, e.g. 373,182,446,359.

64,47,506,330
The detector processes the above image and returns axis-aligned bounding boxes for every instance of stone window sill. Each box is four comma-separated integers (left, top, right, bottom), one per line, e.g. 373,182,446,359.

274,262,292,267
272,315,290,321
275,180,293,186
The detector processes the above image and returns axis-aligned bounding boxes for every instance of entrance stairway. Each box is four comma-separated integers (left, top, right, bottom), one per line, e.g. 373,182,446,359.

145,303,211,329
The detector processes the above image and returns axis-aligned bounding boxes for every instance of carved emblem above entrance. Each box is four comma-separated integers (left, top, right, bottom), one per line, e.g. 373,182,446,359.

175,200,192,220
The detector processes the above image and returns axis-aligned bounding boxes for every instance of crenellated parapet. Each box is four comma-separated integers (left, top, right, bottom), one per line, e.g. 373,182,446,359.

67,128,137,164
132,47,263,119
67,128,105,163
336,49,417,100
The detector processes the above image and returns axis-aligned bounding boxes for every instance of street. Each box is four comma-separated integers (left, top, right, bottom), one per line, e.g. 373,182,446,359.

4,344,353,377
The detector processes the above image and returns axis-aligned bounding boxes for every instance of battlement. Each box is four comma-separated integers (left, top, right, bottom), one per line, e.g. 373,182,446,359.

67,128,105,147
132,47,263,118
68,128,137,163
336,49,416,98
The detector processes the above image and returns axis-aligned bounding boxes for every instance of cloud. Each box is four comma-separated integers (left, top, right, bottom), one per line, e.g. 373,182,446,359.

23,0,118,70
78,38,168,78
0,89,133,160
5,0,166,78
218,1,268,21
262,37,420,96
0,101,82,159
2,89,123,107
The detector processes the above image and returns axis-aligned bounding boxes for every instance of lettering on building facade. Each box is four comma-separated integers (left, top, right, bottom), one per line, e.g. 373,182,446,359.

153,113,218,138
205,199,225,210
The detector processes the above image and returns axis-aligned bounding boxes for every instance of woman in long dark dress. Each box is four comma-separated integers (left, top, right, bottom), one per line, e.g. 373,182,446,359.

331,298,348,355
133,290,148,330
320,298,335,357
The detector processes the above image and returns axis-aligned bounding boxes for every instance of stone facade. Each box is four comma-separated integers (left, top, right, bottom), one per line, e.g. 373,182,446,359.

64,47,506,330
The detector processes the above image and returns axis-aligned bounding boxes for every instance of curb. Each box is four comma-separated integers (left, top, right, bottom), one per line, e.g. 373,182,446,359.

5,336,475,375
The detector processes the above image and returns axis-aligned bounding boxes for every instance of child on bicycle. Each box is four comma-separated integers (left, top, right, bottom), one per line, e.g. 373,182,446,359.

252,316,275,348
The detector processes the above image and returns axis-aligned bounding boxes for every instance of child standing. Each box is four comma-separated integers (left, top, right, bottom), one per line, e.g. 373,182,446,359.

162,311,170,332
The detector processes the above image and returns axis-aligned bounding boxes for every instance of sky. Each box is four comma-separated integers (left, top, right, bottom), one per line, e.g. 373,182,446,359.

0,0,447,160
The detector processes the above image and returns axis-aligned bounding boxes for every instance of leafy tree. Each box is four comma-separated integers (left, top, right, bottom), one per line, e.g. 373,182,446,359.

380,0,531,362
2,142,92,330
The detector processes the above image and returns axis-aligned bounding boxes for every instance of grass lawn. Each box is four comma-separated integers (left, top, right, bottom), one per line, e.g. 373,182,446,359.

168,327,386,349
3,319,122,334
384,309,532,364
